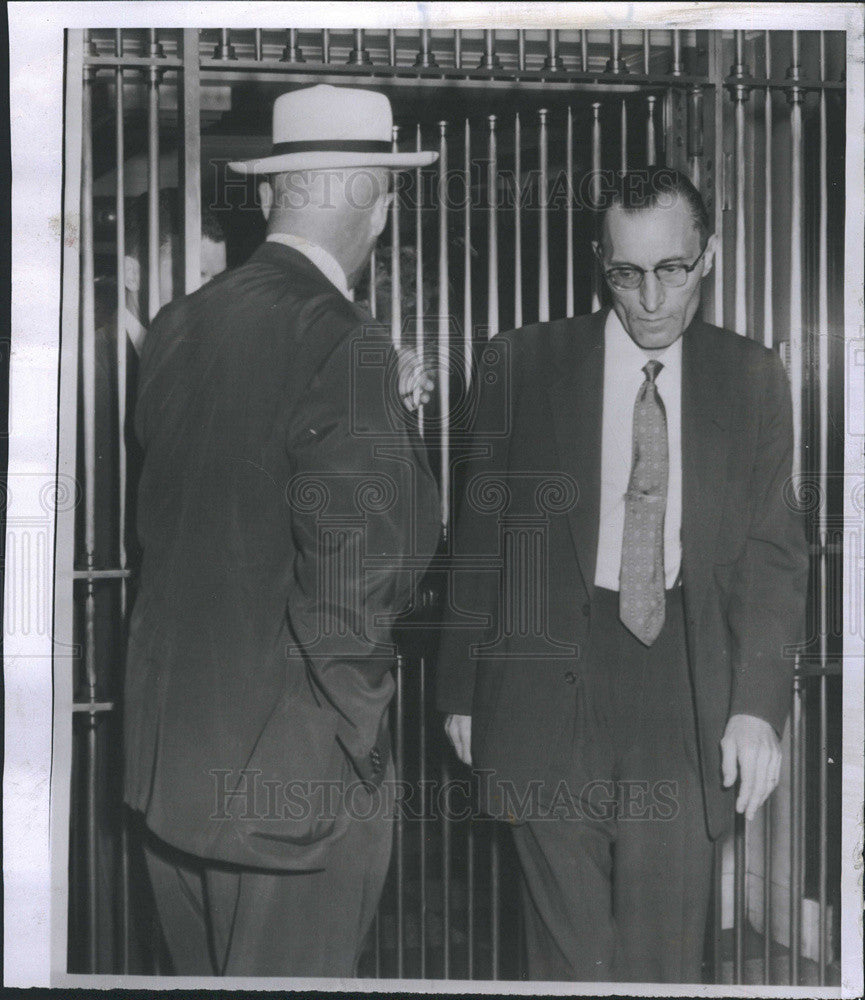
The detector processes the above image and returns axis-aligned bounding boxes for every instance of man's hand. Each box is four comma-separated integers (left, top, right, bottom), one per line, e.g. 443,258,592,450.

396,346,435,413
721,713,782,822
444,714,472,766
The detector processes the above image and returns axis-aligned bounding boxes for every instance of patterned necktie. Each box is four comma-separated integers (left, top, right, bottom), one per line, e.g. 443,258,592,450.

619,359,668,646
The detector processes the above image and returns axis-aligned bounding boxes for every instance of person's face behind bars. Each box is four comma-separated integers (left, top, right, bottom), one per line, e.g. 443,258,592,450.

600,198,717,352
158,231,228,308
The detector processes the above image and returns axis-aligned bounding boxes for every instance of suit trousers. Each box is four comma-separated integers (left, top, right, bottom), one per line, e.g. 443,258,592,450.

141,763,393,977
511,585,714,984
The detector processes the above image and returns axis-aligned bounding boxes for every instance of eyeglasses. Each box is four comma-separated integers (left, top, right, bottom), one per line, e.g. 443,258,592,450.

594,243,707,290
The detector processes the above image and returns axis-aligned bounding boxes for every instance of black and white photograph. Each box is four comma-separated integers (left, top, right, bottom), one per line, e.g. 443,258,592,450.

3,2,864,994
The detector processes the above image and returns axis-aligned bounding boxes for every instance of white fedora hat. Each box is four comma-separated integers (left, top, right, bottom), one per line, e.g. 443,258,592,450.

228,84,438,174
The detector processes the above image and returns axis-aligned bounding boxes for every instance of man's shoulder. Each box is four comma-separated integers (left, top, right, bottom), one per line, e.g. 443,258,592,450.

494,311,600,371
691,319,785,379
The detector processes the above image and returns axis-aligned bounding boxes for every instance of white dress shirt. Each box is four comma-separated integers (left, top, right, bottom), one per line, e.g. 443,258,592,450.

594,309,683,591
266,232,352,301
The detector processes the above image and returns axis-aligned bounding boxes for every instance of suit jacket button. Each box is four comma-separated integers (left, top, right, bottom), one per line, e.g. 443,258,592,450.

581,603,591,617
564,671,577,684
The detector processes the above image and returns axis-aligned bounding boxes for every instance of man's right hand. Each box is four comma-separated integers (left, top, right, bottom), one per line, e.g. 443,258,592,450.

444,714,472,766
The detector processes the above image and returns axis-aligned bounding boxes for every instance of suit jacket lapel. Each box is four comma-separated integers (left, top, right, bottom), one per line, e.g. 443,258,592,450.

682,317,731,621
546,311,606,599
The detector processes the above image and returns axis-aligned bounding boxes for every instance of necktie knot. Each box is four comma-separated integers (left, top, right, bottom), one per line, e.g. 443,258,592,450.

643,359,664,384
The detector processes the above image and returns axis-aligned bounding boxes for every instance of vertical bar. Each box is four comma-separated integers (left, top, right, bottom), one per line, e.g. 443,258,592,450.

517,30,526,71
490,824,500,979
280,29,303,64
369,248,377,317
732,33,749,336
537,108,549,322
463,119,472,385
254,28,262,61
395,654,405,977
416,125,425,437
441,753,452,977
733,813,746,983
213,28,235,60
565,107,574,317
544,29,563,71
390,125,402,350
580,29,588,73
643,29,651,74
467,820,475,977
348,28,372,65
646,94,657,166
419,655,427,977
619,100,628,174
788,31,804,474
147,30,161,321
480,30,500,70
454,29,462,69
789,672,803,984
416,29,437,68
712,843,723,982
591,102,602,312
321,29,330,64
763,32,774,349
81,33,99,973
487,115,499,338
817,30,829,985
671,28,683,75
438,122,450,535
388,29,397,66
687,85,703,189
513,113,522,327
763,796,773,982
182,30,201,295
708,31,725,325
607,30,624,73
114,29,131,970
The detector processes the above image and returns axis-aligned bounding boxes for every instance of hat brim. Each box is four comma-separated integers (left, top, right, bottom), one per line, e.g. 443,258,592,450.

227,150,439,174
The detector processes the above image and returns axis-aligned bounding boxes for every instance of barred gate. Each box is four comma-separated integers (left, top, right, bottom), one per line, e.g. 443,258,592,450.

58,26,846,984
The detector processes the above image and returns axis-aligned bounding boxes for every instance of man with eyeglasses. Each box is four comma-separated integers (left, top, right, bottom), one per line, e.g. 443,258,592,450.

438,167,808,982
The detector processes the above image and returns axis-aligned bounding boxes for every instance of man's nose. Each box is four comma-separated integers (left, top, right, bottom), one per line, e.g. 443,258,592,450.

639,271,664,313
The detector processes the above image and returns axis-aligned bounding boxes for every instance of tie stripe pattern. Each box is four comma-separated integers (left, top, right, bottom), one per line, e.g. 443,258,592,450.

619,359,668,646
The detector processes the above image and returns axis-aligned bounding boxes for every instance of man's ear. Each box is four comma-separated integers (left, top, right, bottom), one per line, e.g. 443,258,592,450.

259,179,274,222
702,233,720,277
369,188,392,241
124,255,140,293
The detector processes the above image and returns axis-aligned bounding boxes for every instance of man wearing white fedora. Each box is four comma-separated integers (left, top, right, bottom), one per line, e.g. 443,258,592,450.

124,84,441,977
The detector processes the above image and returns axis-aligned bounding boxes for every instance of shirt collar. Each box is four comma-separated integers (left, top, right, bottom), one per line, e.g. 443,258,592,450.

266,232,352,300
604,307,682,377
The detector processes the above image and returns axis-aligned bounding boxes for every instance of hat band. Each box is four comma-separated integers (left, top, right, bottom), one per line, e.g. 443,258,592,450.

270,139,392,156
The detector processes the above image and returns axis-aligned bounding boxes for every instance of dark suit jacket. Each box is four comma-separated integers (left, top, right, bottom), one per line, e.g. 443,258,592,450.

436,309,808,839
124,242,440,870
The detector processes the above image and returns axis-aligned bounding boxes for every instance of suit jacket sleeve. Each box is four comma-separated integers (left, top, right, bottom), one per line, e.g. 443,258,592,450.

435,334,513,716
284,308,431,783
727,349,809,736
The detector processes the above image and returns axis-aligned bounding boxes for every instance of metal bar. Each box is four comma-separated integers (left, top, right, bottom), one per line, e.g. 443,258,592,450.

709,31,725,325
619,100,628,174
789,671,803,984
463,119,472,386
390,125,402,349
687,85,703,189
646,94,657,166
565,107,574,317
454,30,462,69
394,654,405,976
643,30,651,74
416,125,425,437
182,30,202,296
147,30,161,322
763,793,773,983
254,28,262,62
607,30,624,74
441,754,452,977
119,816,131,973
480,30,500,71
514,113,522,327
214,28,235,60
280,30,303,64
321,29,330,64
763,32,774,349
71,568,133,580
388,30,396,67
348,28,372,66
544,30,564,72
788,31,804,474
817,35,830,985
419,654,427,976
732,33,749,336
733,812,746,983
671,28,683,75
580,30,588,73
368,248,377,317
81,37,99,972
490,824,500,979
538,108,549,322
487,115,499,337
437,121,450,536
712,842,723,982
517,30,526,72
591,102,602,311
467,819,475,977
416,29,437,69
